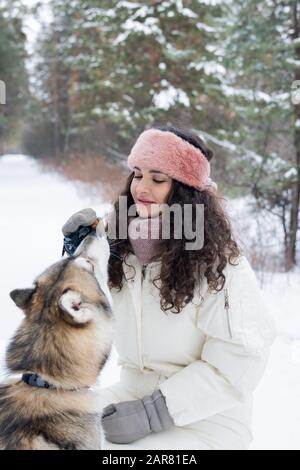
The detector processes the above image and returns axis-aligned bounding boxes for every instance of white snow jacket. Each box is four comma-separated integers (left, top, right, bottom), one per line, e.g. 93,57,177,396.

109,253,276,446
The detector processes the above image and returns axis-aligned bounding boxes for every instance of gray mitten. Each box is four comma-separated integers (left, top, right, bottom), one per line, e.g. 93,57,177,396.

62,208,97,236
61,208,98,256
101,389,174,444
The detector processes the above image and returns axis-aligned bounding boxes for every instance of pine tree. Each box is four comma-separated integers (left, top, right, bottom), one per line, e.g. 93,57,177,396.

86,0,229,138
31,0,234,157
221,0,300,269
0,0,28,151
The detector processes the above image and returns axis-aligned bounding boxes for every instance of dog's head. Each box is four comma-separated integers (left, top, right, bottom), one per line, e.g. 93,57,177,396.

8,220,114,389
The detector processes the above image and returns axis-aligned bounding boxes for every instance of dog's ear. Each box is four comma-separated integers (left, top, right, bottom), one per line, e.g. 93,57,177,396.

59,290,94,325
10,288,35,311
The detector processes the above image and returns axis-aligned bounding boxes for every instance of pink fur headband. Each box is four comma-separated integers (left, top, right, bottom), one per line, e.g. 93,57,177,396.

127,128,215,191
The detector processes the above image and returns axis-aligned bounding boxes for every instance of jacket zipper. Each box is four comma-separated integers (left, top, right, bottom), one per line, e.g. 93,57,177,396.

224,288,233,339
141,265,146,282
139,264,147,371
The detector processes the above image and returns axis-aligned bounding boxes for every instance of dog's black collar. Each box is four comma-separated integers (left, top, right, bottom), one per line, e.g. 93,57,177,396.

22,373,89,392
22,373,55,390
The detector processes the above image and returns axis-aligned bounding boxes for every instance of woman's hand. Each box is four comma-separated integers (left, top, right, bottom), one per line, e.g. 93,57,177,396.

61,208,99,256
101,390,174,444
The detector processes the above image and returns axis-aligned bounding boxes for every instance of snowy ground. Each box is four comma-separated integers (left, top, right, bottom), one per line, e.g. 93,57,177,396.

0,154,299,450
0,154,120,387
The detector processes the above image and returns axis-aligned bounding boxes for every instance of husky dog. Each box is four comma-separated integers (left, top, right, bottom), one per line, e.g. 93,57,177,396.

0,221,114,450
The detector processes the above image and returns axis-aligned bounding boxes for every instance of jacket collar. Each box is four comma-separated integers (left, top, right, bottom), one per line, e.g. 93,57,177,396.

122,252,208,307
123,252,161,282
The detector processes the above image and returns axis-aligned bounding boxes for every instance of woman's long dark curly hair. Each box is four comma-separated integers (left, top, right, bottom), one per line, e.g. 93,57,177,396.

107,126,240,314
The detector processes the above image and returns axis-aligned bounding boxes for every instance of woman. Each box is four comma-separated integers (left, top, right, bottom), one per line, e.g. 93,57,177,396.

62,126,276,450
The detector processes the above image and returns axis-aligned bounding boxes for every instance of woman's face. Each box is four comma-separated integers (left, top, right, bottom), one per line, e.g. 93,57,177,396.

130,166,173,218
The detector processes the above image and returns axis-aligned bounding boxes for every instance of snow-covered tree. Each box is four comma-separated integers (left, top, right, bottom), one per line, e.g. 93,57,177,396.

220,0,300,269
31,1,233,156
0,0,28,149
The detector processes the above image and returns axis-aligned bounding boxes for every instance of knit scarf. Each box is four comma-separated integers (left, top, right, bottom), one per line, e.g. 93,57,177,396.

128,213,163,266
